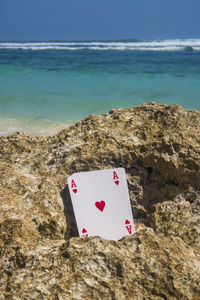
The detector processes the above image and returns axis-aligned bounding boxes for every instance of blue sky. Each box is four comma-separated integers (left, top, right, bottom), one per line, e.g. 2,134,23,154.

0,0,199,41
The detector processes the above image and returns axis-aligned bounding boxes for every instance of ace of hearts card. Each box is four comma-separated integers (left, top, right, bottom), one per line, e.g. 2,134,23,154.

67,168,135,240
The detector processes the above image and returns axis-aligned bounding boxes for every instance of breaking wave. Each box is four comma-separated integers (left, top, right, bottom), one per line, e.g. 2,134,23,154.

0,39,200,51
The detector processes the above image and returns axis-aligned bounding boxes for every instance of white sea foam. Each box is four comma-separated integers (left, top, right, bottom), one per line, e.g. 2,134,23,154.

0,117,74,136
0,39,200,51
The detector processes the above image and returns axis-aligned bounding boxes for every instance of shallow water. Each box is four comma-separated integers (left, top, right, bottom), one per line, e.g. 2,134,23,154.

0,39,200,135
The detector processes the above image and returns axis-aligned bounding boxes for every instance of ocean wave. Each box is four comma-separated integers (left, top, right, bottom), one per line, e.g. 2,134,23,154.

0,39,200,51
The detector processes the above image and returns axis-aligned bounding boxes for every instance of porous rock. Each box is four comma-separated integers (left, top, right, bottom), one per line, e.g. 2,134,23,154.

0,102,200,299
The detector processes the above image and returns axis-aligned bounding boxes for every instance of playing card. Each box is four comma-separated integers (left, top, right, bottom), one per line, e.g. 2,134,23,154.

67,168,135,240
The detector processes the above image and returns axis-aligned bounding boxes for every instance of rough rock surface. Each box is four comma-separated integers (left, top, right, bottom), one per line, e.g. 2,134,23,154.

0,102,200,299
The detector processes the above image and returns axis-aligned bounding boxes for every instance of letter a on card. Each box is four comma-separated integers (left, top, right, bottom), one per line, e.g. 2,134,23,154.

67,168,135,240
71,179,77,194
113,170,119,185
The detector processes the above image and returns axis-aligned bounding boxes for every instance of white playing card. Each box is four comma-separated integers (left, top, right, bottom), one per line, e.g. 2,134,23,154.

67,168,135,240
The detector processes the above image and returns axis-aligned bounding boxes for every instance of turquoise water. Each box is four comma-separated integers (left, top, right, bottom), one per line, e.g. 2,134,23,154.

0,39,200,135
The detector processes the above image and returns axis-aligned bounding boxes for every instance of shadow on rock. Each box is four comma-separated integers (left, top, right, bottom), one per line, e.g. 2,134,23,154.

60,185,79,240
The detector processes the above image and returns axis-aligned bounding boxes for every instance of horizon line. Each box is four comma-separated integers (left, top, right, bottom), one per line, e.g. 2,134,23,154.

0,37,200,43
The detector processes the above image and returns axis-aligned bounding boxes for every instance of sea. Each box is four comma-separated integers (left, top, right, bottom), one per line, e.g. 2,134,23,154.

0,39,200,135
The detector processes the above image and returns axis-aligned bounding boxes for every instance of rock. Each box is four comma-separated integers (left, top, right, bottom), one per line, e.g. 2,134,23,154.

0,102,200,299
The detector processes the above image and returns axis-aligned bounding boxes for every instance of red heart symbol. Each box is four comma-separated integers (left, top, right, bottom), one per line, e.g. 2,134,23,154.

115,180,119,185
82,228,87,233
95,201,105,212
73,189,77,194
125,219,130,224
